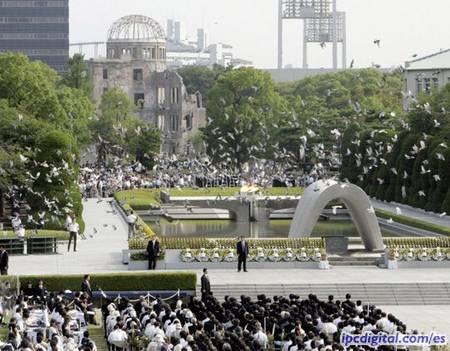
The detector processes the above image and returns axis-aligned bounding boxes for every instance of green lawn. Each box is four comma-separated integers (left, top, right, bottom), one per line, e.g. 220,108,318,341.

114,189,161,210
1,230,69,240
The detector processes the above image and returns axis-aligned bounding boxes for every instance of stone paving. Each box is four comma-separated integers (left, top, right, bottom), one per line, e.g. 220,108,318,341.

9,198,128,275
371,198,450,227
378,305,450,335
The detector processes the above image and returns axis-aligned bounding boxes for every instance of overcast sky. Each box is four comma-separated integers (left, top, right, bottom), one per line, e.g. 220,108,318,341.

70,0,450,69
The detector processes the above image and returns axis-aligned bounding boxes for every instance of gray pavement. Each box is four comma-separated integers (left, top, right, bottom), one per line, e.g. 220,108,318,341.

191,267,450,285
10,198,128,275
372,198,450,228
378,305,450,335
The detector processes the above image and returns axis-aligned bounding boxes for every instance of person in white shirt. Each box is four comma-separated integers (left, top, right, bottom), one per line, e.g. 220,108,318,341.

127,211,137,238
320,317,337,335
253,325,268,348
15,225,26,241
11,213,22,231
108,323,128,349
64,213,72,230
67,214,79,252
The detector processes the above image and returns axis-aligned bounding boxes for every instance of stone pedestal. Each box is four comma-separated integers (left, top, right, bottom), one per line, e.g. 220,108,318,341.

325,236,348,254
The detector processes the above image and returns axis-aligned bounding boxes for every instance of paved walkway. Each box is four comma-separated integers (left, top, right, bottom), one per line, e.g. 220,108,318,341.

10,198,128,275
191,267,450,285
377,306,450,335
371,198,450,227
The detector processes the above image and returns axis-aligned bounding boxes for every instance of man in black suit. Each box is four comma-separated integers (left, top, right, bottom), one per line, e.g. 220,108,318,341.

146,237,160,270
236,236,249,272
81,274,93,298
201,268,211,302
0,246,8,275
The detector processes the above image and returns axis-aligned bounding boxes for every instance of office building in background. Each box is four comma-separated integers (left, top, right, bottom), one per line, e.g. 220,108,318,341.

0,0,69,73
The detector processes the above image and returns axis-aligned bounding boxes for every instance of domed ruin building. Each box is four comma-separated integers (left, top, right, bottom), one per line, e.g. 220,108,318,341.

88,15,206,155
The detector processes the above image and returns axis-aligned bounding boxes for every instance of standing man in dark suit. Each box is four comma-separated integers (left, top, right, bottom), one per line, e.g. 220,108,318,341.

146,237,160,270
0,246,9,275
81,274,93,298
236,236,249,272
201,268,211,302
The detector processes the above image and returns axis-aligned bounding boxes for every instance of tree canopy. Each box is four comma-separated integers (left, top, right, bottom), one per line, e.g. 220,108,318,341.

0,53,92,228
202,67,288,172
91,88,161,168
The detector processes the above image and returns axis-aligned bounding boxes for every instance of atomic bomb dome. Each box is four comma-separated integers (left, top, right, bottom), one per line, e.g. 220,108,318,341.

107,15,166,42
88,14,206,156
106,15,167,63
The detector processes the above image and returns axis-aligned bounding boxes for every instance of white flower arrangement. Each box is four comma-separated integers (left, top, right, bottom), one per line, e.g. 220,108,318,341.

181,248,195,263
432,247,445,261
311,248,321,262
178,247,325,263
418,248,429,261
224,248,237,262
297,247,309,262
405,248,414,261
196,248,209,262
256,247,266,262
269,248,281,262
283,248,295,262
211,248,222,262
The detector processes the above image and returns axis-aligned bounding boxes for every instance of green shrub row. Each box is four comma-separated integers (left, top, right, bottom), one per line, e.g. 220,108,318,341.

384,237,450,248
376,209,450,236
1,230,69,240
129,236,325,250
0,272,196,292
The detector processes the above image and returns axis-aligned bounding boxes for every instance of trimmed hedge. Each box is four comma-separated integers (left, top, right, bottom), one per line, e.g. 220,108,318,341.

0,272,196,292
1,230,69,240
376,209,450,236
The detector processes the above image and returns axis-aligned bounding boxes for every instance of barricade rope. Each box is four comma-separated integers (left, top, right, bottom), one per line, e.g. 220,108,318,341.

98,288,181,302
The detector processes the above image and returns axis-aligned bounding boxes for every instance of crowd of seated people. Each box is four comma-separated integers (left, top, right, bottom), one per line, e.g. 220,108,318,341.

1,278,412,351
0,281,97,351
102,292,410,351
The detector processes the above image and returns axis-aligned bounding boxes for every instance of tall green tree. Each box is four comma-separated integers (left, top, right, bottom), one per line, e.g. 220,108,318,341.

0,52,96,230
177,64,226,105
91,88,161,166
61,54,92,96
203,67,288,171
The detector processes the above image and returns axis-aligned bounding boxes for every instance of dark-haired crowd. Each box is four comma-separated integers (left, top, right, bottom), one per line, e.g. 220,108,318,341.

102,291,409,351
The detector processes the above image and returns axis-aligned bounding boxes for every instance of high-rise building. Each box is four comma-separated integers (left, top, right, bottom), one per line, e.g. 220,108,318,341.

174,20,181,43
197,28,206,51
166,18,174,40
0,0,69,73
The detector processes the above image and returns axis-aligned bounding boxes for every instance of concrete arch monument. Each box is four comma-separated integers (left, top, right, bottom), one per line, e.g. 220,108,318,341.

289,180,384,251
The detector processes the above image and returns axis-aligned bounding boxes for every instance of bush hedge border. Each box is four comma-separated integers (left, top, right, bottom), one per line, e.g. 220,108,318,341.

0,272,196,292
